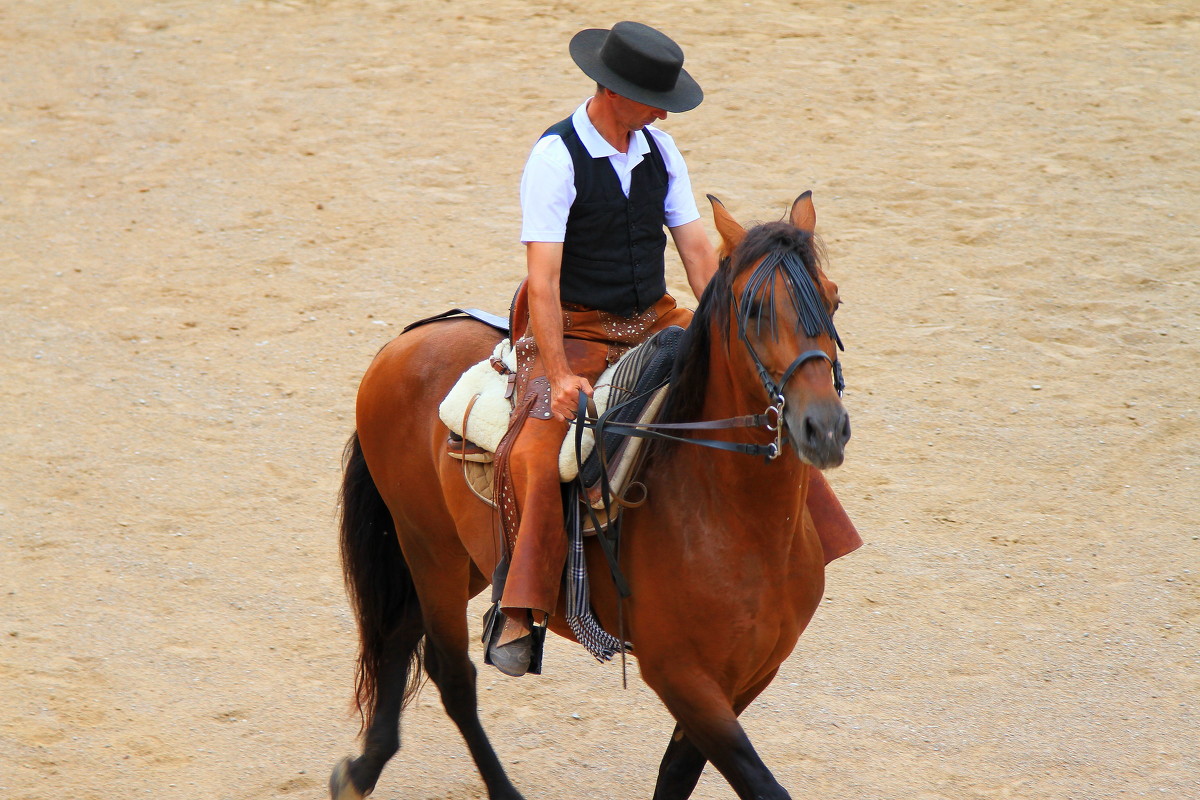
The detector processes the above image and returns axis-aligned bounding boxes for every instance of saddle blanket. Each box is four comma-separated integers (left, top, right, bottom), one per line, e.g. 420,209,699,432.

439,339,646,482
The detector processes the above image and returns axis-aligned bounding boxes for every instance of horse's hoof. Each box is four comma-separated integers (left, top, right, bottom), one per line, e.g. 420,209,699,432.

329,757,366,800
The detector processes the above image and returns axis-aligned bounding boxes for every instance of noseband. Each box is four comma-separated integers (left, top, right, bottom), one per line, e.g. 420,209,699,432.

731,248,845,459
736,331,845,404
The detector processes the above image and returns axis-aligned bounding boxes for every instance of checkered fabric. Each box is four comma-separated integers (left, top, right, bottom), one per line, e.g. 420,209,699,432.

563,326,684,662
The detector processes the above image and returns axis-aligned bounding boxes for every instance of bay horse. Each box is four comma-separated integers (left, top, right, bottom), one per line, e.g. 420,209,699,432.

331,191,851,800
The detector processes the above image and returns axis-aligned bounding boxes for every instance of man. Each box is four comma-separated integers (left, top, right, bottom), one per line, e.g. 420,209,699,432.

488,21,718,676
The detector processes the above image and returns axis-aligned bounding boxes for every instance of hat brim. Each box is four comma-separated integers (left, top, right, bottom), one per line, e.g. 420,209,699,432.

569,28,703,114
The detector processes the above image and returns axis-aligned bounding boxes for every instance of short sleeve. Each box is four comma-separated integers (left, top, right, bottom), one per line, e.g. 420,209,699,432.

519,136,575,243
647,127,701,229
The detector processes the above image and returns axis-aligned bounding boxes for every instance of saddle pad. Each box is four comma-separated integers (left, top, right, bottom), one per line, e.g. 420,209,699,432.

577,326,682,488
439,329,683,482
438,339,517,459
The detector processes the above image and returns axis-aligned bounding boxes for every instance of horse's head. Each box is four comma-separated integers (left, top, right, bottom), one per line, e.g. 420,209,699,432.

709,191,850,468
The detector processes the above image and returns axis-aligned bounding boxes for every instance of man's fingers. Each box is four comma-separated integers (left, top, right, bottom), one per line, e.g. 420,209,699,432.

548,376,594,422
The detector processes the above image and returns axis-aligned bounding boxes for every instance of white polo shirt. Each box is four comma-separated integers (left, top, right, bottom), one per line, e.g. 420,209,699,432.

519,100,701,244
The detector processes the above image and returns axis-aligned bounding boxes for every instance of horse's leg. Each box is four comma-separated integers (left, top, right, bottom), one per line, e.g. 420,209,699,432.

643,665,793,800
652,724,707,800
416,566,526,800
336,320,514,798
651,669,781,800
330,605,425,800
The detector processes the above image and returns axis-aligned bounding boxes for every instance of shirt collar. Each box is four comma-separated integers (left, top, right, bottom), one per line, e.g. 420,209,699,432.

572,99,651,159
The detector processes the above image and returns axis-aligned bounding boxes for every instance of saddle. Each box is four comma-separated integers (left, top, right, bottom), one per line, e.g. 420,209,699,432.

439,326,684,531
408,306,682,663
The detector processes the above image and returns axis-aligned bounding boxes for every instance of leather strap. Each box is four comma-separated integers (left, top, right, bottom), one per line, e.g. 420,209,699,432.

402,307,510,334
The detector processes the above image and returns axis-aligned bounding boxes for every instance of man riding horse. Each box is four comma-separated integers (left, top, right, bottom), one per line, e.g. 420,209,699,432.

487,21,854,676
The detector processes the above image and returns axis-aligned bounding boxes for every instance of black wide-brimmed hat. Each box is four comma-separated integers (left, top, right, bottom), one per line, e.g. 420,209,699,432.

569,22,703,113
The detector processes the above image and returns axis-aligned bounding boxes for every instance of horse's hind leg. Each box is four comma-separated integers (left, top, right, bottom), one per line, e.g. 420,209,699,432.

424,637,525,799
330,604,426,800
417,567,526,800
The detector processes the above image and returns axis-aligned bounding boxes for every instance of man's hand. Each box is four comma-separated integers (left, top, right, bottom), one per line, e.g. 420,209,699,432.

548,372,593,422
526,241,592,422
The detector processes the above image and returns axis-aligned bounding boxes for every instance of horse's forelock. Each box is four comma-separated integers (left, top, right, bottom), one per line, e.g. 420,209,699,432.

731,221,823,281
656,220,832,436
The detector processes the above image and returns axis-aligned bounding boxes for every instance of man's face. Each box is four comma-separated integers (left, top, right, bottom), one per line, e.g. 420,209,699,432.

609,91,667,132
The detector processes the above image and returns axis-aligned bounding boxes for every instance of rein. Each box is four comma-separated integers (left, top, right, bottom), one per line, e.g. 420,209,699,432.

572,249,846,462
573,381,783,459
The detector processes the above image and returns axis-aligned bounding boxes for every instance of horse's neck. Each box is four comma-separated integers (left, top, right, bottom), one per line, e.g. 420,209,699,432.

656,355,810,534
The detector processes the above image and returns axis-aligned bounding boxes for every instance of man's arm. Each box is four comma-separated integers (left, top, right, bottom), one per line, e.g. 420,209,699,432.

526,241,593,421
669,218,719,301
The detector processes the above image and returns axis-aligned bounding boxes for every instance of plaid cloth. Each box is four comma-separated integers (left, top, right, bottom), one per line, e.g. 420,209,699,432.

565,499,627,662
562,327,684,662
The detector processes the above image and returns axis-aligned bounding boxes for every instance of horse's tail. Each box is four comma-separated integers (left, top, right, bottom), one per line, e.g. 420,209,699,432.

339,431,425,733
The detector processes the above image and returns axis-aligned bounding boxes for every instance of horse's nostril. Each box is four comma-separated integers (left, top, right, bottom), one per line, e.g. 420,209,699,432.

841,415,852,443
804,416,819,444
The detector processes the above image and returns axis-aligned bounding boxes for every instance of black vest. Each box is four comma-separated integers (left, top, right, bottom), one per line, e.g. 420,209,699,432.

542,116,669,317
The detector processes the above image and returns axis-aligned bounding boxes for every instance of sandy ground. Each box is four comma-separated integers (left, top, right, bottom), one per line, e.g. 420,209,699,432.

2,1,1198,798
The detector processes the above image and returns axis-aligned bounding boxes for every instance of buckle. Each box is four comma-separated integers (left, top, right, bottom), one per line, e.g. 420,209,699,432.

764,396,785,432
768,395,786,460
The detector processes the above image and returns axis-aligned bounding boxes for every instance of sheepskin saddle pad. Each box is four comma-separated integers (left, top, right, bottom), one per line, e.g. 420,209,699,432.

440,326,684,490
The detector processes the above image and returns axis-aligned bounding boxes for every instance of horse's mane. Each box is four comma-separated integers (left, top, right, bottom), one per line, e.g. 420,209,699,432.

658,220,833,430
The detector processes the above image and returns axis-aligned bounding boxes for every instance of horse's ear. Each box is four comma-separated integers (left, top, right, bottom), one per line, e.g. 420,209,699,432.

707,194,746,255
790,190,816,234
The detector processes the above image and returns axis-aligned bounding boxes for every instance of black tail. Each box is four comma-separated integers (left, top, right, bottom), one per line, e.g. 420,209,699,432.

339,431,425,733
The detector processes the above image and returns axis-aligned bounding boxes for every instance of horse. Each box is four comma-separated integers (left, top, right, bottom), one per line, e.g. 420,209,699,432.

330,191,852,800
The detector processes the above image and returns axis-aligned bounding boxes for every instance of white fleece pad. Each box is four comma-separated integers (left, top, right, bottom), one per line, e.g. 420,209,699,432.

439,339,623,481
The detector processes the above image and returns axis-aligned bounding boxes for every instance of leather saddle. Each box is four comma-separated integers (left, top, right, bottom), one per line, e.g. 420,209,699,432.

408,306,682,532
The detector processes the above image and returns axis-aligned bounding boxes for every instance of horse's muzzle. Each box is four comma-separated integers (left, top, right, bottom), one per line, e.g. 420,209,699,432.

789,401,850,469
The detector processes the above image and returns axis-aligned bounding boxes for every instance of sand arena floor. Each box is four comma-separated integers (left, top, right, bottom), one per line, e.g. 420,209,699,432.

2,1,1197,798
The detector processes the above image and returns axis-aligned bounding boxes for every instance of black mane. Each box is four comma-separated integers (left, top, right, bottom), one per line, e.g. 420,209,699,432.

658,221,834,430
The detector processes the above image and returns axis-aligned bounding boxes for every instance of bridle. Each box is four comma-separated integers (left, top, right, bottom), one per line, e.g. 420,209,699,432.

576,249,845,462
733,340,844,462
733,286,845,461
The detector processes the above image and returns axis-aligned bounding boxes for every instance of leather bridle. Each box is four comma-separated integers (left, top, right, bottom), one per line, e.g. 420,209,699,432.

732,288,845,461
575,266,845,463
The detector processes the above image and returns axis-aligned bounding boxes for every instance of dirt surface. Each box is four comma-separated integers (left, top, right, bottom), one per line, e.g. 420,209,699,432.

2,1,1198,798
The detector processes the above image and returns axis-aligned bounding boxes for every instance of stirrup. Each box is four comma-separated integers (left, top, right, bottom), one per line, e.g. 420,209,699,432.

481,602,545,675
447,432,493,462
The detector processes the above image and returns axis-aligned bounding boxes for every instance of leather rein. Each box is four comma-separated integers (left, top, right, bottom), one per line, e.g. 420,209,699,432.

573,285,844,462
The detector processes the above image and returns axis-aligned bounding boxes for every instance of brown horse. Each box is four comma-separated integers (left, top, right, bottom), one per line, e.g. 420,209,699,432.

330,192,851,800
